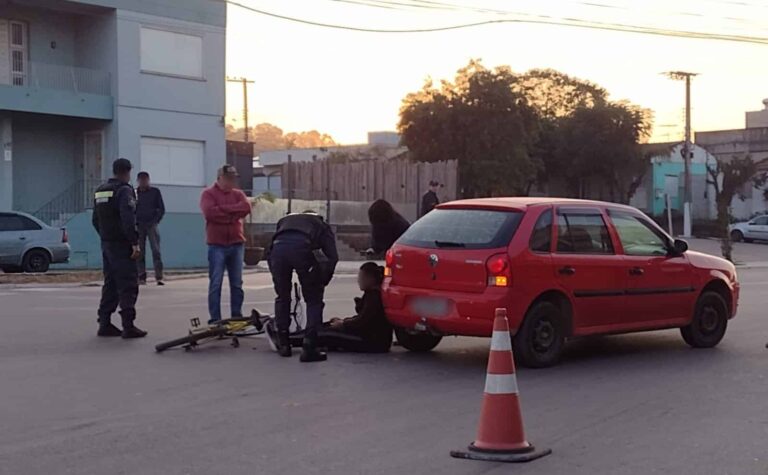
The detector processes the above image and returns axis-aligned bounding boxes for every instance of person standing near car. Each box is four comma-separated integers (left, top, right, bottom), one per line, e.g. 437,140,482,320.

200,165,252,325
135,171,165,286
268,210,338,362
420,180,440,217
92,158,147,339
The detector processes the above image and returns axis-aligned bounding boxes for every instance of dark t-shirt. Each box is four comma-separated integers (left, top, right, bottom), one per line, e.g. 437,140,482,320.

342,290,392,351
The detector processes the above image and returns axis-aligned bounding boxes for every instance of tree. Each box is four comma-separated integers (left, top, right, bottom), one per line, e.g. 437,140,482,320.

516,69,608,121
706,155,768,261
551,101,652,203
225,122,336,153
398,60,540,197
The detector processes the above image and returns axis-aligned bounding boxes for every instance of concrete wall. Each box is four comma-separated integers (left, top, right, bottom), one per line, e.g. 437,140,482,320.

55,210,208,269
74,0,226,27
2,4,78,66
113,10,226,214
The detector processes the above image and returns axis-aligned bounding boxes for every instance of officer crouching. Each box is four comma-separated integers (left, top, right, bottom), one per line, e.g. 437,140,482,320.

269,211,338,362
92,158,147,339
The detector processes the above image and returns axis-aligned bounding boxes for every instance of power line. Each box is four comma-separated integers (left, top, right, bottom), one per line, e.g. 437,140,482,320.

222,0,768,44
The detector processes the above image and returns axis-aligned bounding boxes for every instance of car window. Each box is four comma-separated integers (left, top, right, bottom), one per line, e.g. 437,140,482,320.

609,212,669,256
753,217,768,226
397,208,522,249
0,215,31,231
556,211,614,254
529,209,552,253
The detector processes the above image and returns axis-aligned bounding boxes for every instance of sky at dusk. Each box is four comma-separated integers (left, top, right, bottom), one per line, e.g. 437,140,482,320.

224,0,768,145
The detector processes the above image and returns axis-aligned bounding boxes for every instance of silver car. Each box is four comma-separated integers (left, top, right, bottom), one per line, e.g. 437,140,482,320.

0,212,70,273
729,215,768,243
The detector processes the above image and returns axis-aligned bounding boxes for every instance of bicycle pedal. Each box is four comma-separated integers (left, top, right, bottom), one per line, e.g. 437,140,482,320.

190,317,201,328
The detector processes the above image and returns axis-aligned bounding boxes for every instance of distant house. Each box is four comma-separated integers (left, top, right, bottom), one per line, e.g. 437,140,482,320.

696,99,768,221
0,0,226,268
630,142,716,220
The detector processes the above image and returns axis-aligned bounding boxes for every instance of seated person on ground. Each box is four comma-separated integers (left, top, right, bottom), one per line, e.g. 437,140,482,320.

267,262,392,353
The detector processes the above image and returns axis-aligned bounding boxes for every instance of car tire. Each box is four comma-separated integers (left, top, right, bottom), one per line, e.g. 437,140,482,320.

394,327,442,352
513,301,566,369
22,249,51,273
681,291,728,348
730,230,744,242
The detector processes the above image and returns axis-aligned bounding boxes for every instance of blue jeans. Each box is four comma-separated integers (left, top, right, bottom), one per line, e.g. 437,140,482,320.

207,244,245,323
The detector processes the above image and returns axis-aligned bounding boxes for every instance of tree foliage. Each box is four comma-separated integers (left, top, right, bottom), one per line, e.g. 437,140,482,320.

226,122,336,153
399,60,540,197
706,155,768,261
398,60,652,201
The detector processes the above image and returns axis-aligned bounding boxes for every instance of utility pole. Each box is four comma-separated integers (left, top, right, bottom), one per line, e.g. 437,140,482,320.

664,71,698,238
226,77,255,143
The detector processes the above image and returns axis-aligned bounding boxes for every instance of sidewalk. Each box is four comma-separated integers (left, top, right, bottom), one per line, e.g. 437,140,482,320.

0,260,382,287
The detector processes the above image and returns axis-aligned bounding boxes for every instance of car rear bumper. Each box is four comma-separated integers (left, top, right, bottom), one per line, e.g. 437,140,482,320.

50,245,71,264
382,282,525,337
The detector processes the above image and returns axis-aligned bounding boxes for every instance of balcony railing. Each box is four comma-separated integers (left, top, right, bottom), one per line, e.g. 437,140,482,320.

12,61,111,96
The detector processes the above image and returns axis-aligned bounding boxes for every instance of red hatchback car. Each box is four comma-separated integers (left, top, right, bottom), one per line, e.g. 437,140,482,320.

382,198,739,367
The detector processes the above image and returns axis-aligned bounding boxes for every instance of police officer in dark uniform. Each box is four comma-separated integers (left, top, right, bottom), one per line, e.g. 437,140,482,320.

269,211,338,362
92,158,147,339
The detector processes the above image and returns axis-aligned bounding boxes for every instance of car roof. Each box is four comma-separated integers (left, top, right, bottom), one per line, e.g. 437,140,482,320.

437,197,637,212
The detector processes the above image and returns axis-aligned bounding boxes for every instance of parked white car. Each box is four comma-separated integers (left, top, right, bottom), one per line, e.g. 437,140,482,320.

0,212,70,273
730,215,768,243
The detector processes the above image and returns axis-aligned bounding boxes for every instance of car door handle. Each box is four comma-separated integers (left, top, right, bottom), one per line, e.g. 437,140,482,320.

629,267,644,276
19,237,26,240
558,266,576,276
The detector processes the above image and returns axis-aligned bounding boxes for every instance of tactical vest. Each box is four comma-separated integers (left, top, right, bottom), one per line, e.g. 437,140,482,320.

93,180,133,242
274,214,325,247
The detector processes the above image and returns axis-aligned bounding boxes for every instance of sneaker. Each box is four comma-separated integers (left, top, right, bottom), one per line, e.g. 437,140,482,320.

265,320,278,352
97,323,122,337
157,281,165,286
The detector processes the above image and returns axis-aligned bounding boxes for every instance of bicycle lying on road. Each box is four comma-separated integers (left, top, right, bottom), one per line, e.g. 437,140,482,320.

154,282,306,353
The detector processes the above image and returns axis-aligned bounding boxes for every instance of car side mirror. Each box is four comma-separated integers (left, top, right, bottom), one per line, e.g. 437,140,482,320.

670,239,688,256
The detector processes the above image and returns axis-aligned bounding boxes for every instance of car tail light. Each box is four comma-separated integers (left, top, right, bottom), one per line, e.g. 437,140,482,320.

62,228,68,243
486,254,511,287
384,249,394,277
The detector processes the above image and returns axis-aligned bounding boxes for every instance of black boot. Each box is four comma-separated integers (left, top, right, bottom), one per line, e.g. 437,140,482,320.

277,331,292,357
121,318,148,339
97,317,122,337
300,336,327,363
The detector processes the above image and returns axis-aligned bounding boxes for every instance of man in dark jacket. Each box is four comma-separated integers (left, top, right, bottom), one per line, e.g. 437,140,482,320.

92,158,147,339
420,180,440,217
268,211,338,362
136,171,165,285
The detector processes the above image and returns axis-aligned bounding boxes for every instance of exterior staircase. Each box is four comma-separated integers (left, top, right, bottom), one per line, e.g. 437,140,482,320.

32,179,100,226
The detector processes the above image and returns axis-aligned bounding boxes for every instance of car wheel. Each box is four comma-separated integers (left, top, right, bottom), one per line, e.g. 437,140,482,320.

22,249,51,273
394,327,442,352
730,230,744,242
513,301,566,368
681,291,728,348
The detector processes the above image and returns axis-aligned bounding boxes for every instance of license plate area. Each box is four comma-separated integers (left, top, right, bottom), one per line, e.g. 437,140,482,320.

410,297,450,318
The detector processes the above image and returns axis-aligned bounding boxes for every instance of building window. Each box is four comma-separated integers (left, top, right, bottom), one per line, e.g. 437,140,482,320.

140,27,203,79
0,20,28,86
140,137,205,186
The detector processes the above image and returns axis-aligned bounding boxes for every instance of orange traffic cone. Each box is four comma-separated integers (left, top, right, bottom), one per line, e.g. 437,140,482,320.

450,308,551,463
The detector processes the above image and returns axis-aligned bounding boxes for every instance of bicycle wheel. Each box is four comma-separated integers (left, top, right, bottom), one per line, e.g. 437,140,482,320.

155,328,227,353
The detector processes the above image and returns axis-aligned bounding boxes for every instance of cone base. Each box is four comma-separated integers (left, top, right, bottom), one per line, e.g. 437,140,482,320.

450,443,552,463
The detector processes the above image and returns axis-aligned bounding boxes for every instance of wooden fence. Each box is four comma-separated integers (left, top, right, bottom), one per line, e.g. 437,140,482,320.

282,159,458,205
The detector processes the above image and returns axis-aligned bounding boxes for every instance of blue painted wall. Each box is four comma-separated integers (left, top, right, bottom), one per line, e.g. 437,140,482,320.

650,162,708,215
54,210,209,269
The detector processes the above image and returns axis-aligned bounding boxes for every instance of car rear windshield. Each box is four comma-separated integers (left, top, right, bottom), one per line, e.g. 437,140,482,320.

397,208,522,249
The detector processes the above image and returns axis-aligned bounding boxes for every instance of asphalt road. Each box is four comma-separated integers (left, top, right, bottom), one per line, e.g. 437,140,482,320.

1,270,767,475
